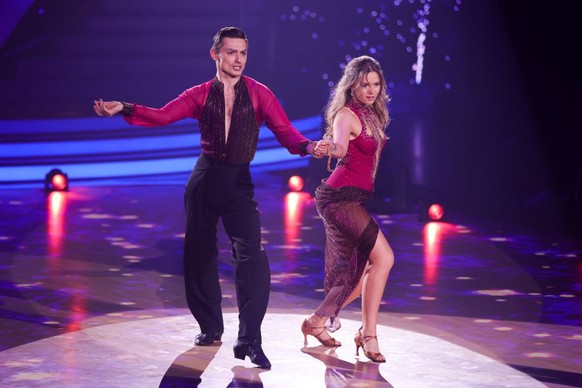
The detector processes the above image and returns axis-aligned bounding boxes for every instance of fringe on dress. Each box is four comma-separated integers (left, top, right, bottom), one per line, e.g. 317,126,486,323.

314,181,379,331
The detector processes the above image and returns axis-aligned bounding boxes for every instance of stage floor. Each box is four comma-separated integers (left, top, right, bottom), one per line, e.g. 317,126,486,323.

0,172,580,387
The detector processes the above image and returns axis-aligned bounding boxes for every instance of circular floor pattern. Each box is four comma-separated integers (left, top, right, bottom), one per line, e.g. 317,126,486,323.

0,312,544,388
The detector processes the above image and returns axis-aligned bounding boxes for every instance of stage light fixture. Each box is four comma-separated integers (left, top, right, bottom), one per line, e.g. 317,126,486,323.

45,168,69,193
428,203,444,221
288,175,304,192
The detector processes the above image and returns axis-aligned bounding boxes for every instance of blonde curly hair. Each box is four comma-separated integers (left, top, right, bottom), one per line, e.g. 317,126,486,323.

323,55,390,138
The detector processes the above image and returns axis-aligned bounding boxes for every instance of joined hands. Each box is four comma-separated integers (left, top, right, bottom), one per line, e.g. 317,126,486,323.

312,139,333,159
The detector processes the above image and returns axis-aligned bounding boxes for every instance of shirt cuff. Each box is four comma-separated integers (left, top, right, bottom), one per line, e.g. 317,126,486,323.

299,140,313,156
120,102,134,116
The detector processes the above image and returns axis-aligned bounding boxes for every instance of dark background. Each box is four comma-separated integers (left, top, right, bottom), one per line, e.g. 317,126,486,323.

0,0,580,236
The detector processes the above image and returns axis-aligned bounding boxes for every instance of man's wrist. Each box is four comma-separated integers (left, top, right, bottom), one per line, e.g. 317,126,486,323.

300,140,315,155
307,141,316,155
120,102,134,116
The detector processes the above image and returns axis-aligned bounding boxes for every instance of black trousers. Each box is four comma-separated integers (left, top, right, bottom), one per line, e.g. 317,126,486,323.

183,153,270,343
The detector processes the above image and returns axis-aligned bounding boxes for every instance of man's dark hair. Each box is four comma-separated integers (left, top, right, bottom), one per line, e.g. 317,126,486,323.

211,27,248,52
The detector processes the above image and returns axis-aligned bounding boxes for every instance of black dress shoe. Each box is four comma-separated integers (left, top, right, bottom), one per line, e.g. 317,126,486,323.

194,332,222,346
233,340,272,369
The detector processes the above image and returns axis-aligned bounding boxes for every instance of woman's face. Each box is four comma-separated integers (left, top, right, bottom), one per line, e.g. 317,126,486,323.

352,71,381,106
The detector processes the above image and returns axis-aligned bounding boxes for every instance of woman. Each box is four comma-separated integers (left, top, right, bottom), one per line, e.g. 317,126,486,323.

301,56,394,363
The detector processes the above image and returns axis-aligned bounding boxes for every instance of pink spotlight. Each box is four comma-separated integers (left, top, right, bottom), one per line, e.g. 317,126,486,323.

428,203,444,221
288,175,304,192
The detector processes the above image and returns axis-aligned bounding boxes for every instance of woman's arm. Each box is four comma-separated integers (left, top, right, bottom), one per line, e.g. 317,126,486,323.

328,107,360,158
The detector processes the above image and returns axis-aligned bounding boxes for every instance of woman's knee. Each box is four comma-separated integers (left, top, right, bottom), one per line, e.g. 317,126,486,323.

370,234,395,272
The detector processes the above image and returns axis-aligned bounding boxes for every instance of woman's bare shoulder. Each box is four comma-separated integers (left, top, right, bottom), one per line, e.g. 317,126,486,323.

335,106,359,122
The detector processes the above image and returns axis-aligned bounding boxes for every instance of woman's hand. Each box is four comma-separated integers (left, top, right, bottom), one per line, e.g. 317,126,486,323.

312,139,332,159
93,99,123,117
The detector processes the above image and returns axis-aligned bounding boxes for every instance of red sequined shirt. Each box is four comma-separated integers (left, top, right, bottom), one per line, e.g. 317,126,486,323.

124,75,309,164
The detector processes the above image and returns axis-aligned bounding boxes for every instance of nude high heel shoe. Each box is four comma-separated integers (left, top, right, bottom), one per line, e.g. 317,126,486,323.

354,329,386,363
301,319,341,347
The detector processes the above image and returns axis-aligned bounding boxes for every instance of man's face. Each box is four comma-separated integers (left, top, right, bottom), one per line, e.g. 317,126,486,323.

211,37,248,79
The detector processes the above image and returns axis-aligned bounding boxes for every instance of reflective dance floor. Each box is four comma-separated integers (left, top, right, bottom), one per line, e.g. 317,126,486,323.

1,172,580,387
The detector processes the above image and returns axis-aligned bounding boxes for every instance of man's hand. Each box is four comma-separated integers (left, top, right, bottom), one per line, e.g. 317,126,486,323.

93,99,123,117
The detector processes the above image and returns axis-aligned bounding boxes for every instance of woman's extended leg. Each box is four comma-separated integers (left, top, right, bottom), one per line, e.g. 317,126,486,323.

360,231,394,354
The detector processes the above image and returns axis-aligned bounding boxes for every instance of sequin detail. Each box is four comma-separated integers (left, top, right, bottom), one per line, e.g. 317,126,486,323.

325,100,387,191
314,182,379,329
200,78,259,164
347,100,386,182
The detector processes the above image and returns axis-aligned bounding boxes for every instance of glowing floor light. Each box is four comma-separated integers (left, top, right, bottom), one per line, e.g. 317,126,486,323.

45,168,69,193
288,175,305,192
428,203,444,221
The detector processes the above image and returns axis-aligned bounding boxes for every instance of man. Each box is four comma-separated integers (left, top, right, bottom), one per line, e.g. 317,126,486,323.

94,27,326,369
